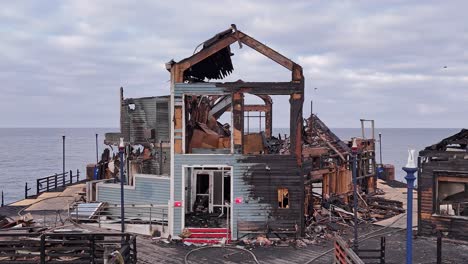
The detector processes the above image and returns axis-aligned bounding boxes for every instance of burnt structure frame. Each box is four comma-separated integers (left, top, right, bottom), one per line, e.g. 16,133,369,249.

169,25,305,236
418,131,468,241
170,26,304,164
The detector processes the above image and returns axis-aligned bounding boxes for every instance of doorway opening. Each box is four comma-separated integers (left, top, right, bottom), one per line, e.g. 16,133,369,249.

184,167,232,228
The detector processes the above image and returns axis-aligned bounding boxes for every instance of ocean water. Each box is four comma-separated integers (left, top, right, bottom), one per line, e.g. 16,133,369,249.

0,128,461,204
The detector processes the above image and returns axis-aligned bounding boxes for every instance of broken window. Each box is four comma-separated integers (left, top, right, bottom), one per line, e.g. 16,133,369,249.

435,176,468,218
278,188,289,209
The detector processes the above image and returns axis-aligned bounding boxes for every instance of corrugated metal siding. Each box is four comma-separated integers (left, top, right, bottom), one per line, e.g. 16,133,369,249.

174,83,227,102
121,96,170,144
97,175,170,205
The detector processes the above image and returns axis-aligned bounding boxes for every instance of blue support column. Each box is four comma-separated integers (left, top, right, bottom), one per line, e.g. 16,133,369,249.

119,138,125,234
404,163,417,264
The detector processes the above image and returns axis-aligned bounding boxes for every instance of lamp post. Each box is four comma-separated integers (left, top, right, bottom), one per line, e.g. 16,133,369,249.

119,138,125,233
351,138,359,251
403,149,417,264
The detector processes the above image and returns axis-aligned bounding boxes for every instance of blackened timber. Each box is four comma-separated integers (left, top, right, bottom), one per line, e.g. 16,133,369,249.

216,82,303,95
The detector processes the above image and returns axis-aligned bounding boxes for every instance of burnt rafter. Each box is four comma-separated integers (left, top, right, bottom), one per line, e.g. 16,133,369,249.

170,24,304,83
425,129,468,151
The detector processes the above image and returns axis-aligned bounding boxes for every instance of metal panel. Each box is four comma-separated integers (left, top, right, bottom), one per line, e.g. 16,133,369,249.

121,96,170,144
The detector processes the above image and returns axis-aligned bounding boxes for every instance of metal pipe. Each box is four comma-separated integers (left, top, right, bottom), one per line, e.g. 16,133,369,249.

352,153,359,251
62,136,65,177
159,141,163,175
95,133,99,163
119,139,125,234
379,132,383,165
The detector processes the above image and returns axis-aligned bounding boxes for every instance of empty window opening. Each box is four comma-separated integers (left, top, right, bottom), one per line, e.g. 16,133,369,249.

278,188,289,209
436,176,468,218
244,111,264,134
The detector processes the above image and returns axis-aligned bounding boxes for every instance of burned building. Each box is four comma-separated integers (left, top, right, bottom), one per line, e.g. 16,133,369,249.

418,129,468,240
168,25,305,240
92,25,379,242
303,115,377,216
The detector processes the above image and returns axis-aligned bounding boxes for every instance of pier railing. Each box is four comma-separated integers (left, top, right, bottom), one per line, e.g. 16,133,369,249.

0,232,137,263
35,169,81,195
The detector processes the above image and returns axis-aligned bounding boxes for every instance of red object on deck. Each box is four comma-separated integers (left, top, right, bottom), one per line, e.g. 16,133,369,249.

183,228,231,244
174,201,182,207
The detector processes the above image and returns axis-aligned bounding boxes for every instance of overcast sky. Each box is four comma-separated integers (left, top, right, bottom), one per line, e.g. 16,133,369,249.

1,1,467,128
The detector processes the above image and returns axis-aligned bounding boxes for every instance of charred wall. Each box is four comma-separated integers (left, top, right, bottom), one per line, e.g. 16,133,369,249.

418,150,468,241
172,154,303,239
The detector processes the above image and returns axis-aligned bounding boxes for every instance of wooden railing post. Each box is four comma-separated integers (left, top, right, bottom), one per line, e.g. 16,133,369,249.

90,234,95,264
77,169,80,181
380,236,386,264
54,173,58,190
36,179,40,195
437,232,442,264
69,170,73,185
40,234,46,264
133,235,137,264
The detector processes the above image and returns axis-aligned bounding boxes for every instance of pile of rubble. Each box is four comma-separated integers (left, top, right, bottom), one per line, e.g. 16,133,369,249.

305,189,405,239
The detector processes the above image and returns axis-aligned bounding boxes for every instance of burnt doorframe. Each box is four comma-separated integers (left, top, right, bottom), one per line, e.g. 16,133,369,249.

181,165,234,230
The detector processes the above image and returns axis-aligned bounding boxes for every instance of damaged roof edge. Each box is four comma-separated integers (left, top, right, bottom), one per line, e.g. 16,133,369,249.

166,24,303,82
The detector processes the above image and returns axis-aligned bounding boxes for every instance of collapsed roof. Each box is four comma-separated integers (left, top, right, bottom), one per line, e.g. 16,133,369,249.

425,129,468,151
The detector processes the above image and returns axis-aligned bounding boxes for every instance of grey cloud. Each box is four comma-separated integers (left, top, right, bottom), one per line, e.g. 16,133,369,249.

0,0,467,128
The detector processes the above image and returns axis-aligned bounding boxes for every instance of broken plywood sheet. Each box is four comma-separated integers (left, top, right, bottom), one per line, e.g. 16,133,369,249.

24,196,77,211
10,192,62,206
374,179,418,229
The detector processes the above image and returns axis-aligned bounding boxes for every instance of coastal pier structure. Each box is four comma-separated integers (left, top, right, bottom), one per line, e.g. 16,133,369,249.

93,25,377,241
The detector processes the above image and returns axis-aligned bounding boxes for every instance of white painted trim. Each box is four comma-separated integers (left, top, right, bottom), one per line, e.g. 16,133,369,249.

169,80,176,238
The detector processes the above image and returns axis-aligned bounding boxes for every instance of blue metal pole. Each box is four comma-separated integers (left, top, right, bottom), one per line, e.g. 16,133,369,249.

404,166,417,264
119,143,125,233
352,153,359,251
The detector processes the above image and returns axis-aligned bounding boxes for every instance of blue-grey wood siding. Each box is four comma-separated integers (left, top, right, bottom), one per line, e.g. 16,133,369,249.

97,175,170,205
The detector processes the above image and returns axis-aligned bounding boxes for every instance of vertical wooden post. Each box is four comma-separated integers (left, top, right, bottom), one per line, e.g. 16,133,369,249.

40,234,46,264
90,234,95,264
36,179,40,195
380,236,386,264
437,232,442,264
133,235,137,263
232,92,244,154
69,170,73,185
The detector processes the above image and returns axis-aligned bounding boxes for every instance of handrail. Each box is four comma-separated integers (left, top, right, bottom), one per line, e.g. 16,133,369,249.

0,232,137,263
69,203,169,232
